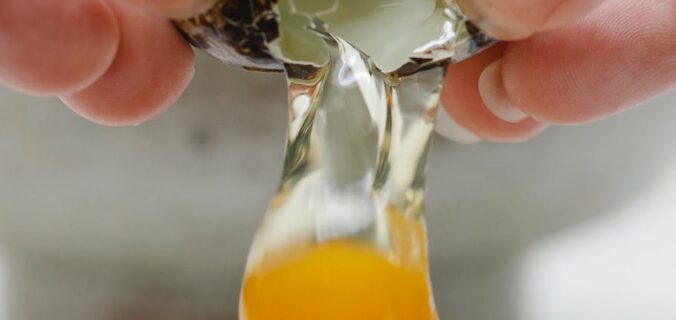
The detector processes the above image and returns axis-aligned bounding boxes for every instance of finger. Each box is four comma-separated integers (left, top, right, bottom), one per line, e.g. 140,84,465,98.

435,106,481,145
456,0,607,40
122,0,217,18
441,44,547,143
481,0,676,125
61,0,195,126
0,0,119,95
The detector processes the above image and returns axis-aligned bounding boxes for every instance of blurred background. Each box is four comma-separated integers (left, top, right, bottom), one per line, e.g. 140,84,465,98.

0,52,675,320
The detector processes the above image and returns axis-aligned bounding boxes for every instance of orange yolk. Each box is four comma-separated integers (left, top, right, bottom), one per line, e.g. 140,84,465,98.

241,240,437,320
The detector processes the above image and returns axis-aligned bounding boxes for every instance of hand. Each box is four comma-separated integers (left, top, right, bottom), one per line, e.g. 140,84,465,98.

1,0,674,135
0,0,202,126
437,0,676,143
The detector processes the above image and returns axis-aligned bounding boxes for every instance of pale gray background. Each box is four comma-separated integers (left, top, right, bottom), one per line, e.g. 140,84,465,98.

0,53,675,320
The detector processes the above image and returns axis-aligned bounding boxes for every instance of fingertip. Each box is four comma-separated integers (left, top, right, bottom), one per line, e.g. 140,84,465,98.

468,0,676,128
455,0,533,40
477,60,529,123
456,0,606,40
440,94,546,143
499,34,580,124
0,0,119,95
442,45,546,142
435,106,482,145
61,1,195,126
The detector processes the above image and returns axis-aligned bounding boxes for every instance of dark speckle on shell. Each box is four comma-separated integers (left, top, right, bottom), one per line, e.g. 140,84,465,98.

174,0,283,72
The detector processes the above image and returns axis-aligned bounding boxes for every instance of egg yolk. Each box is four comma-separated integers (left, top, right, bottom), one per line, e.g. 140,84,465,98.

241,240,437,320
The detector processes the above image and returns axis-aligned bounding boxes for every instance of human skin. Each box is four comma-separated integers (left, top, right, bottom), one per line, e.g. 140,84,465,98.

0,0,674,138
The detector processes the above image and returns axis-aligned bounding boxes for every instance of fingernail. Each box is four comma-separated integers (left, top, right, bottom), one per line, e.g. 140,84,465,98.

435,106,481,145
478,60,528,123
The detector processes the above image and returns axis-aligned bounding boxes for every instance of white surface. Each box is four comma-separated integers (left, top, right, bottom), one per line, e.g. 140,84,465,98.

0,247,7,320
521,162,676,320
